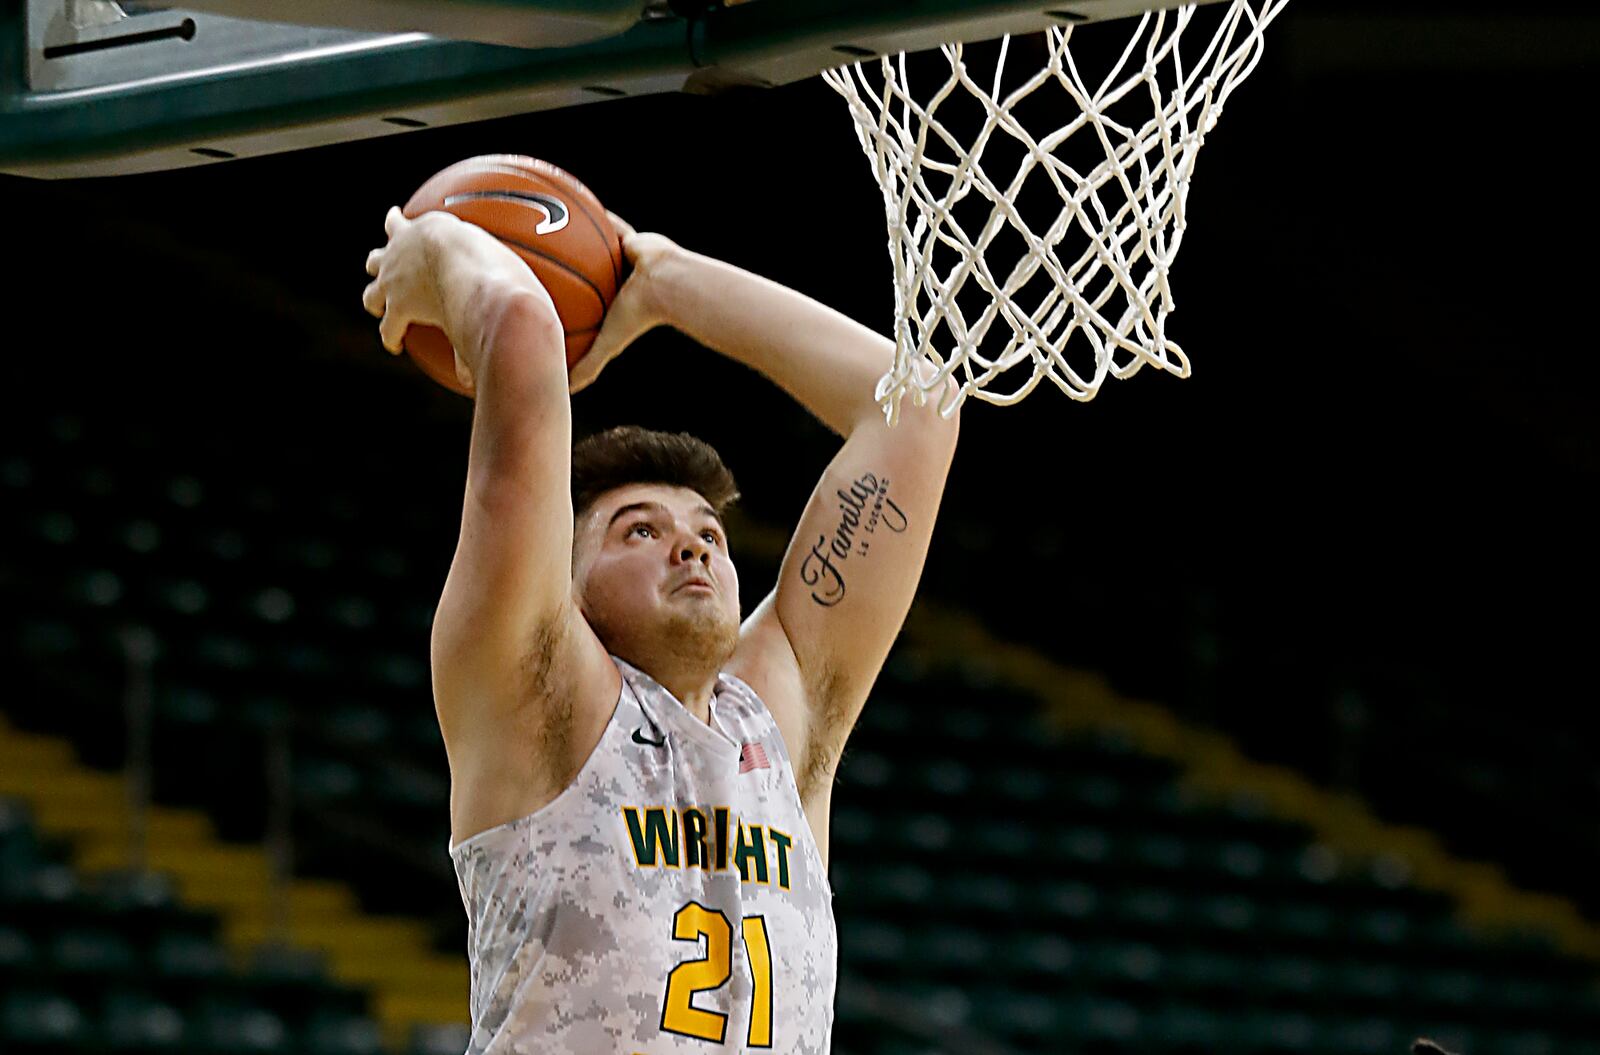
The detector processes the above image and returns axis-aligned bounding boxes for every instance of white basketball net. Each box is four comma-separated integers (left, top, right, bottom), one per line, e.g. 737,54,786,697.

823,1,1291,422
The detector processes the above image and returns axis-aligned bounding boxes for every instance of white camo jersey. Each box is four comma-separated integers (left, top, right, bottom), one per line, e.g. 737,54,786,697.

449,657,838,1054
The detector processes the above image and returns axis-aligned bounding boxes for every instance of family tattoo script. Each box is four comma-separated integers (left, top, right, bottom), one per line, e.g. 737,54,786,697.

798,471,908,607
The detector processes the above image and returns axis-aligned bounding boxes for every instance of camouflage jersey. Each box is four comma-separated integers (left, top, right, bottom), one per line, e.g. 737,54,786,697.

449,656,838,1054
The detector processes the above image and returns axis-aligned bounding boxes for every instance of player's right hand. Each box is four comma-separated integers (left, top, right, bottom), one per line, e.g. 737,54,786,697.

365,206,560,392
363,207,457,355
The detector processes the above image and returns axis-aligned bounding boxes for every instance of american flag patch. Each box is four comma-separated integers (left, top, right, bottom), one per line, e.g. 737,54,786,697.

738,741,770,773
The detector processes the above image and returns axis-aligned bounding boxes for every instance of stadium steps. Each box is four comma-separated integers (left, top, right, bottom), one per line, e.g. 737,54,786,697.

900,603,1600,962
0,712,466,1052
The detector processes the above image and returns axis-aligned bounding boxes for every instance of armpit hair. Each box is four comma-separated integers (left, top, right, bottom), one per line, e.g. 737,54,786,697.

796,664,853,802
516,607,577,782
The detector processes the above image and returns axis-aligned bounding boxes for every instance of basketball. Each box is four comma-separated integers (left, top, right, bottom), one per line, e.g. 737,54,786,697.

401,155,624,395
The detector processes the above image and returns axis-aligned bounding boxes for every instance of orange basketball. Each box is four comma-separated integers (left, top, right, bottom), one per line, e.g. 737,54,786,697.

401,155,623,395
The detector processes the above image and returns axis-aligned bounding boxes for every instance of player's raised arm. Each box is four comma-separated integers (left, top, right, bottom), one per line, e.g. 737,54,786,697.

583,238,959,819
363,208,612,791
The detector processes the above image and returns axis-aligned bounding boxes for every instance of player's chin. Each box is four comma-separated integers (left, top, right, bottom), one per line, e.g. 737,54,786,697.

661,606,739,666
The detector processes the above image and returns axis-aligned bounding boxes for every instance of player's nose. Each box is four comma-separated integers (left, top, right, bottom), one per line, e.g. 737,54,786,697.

672,531,711,565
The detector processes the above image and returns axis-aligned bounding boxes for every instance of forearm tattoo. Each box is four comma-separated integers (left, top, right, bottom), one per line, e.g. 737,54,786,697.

797,470,908,607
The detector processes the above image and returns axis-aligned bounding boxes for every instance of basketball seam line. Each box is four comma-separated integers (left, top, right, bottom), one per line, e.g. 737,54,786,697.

495,235,608,326
430,158,617,307
491,158,617,292
556,184,621,293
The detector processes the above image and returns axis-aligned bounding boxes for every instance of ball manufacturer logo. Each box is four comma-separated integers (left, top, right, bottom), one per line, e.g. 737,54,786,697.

443,190,569,234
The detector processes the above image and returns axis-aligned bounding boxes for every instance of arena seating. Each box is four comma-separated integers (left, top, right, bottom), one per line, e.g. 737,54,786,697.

826,668,1600,1055
0,797,385,1055
4,403,1598,1055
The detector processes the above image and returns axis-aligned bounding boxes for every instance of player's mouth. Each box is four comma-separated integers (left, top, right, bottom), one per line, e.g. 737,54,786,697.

672,576,714,595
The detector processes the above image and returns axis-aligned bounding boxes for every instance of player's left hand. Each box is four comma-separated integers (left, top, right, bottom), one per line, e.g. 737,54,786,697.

569,212,679,395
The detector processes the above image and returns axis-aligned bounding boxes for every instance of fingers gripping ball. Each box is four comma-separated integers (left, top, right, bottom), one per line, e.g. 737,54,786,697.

401,155,624,395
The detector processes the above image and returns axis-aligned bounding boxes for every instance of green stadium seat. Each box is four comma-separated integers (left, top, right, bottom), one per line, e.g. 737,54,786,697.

1150,1002,1227,1051
1193,893,1258,936
1252,955,1327,998
865,1040,947,1055
933,709,993,744
1490,1029,1559,1055
1238,1010,1322,1053
1081,997,1143,1044
156,685,222,726
1166,949,1247,995
838,920,907,967
1212,840,1270,883
1327,1016,1402,1055
15,617,82,664
294,757,363,803
907,983,975,1032
940,873,1022,915
970,989,1063,1042
907,926,989,974
1410,968,1486,1012
1038,879,1101,923
303,1010,384,1055
970,823,1035,860
831,807,875,849
1129,833,1190,874
325,593,381,635
0,798,43,872
50,926,140,977
1329,960,1405,1002
1051,826,1113,868
194,1001,290,1055
871,864,936,907
270,640,334,681
150,932,230,981
2,990,91,1047
1483,975,1561,1018
194,632,261,674
408,1022,471,1055
838,746,889,787
913,758,973,798
91,870,180,914
0,925,38,974
249,942,331,985
371,763,449,811
1268,901,1337,943
892,812,953,853
101,989,187,1051
319,705,393,749
1092,941,1167,989
860,697,911,735
1114,887,1181,928
1353,908,1413,948
1000,932,1078,977
1061,774,1127,814
993,767,1050,805
8,862,81,907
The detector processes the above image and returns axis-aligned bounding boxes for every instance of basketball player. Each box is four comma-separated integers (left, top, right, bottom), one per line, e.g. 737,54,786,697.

363,203,959,1052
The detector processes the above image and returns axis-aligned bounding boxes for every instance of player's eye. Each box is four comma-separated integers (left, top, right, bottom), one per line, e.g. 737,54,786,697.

701,530,720,545
630,523,656,539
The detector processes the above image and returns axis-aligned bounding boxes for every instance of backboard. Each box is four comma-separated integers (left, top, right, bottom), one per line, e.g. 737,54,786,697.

3,0,1192,178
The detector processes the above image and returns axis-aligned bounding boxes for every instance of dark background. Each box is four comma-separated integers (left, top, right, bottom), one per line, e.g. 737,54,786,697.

5,2,1597,924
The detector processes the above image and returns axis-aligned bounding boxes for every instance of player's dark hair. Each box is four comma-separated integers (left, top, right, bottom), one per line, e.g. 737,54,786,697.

572,426,740,520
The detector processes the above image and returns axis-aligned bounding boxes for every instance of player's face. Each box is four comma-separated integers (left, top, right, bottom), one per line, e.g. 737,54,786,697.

574,483,741,668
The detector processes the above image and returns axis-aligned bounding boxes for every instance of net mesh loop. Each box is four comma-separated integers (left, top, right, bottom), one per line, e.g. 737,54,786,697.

823,0,1291,422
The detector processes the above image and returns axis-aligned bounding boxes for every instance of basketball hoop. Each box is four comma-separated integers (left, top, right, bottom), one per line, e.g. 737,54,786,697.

824,1,1291,422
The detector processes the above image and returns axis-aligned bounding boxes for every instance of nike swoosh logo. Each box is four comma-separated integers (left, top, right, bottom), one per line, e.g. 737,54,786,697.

632,726,666,748
442,190,570,234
